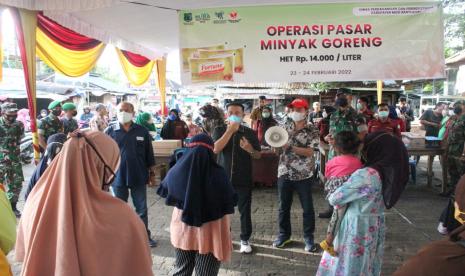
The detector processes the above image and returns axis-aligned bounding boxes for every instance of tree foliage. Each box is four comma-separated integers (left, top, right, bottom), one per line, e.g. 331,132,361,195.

443,0,465,56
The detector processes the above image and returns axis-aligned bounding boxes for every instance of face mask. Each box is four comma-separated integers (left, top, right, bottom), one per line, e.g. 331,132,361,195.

322,111,328,118
147,119,154,124
357,124,368,133
454,202,465,224
290,111,306,122
228,115,242,124
449,110,455,116
41,112,47,117
356,103,364,110
168,114,177,121
378,111,389,119
52,110,61,116
262,112,271,118
117,111,133,124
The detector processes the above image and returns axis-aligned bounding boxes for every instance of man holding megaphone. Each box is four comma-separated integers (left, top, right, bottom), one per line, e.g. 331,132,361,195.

272,98,321,253
213,102,261,254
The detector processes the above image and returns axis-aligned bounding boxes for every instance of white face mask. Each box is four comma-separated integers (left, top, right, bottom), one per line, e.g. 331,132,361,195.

322,111,328,118
117,111,133,124
290,111,306,122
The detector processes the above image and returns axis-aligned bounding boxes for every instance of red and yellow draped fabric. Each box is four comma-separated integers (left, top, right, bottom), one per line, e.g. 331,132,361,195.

11,8,40,160
116,48,155,86
36,13,105,77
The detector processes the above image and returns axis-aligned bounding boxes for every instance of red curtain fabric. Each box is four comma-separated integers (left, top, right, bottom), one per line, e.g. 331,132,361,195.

121,49,151,67
37,13,100,51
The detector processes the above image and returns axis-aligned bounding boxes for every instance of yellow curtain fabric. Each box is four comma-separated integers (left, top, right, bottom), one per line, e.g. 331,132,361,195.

36,28,105,77
155,57,167,115
116,48,155,86
377,80,383,104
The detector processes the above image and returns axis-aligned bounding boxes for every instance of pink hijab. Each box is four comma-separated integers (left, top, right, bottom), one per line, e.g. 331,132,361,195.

15,131,153,276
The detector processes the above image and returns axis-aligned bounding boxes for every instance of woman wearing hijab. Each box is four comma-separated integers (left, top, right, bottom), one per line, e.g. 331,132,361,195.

161,109,189,141
317,131,409,276
0,183,16,276
257,106,278,146
24,133,67,200
135,112,157,132
394,174,465,276
15,131,153,276
157,134,237,276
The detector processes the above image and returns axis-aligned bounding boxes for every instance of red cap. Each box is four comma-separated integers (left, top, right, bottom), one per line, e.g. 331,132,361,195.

288,98,309,109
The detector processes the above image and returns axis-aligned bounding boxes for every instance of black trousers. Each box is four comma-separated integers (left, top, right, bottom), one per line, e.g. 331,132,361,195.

173,248,221,276
236,187,252,241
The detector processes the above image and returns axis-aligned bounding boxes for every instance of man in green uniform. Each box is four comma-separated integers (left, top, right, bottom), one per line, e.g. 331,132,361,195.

446,101,465,195
0,103,25,217
61,102,79,135
38,100,64,150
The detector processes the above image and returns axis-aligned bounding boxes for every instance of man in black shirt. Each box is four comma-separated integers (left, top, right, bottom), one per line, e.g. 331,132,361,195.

420,102,445,137
213,102,261,254
398,97,414,132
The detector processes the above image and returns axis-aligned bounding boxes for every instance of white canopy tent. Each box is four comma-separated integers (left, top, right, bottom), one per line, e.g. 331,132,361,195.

0,0,440,60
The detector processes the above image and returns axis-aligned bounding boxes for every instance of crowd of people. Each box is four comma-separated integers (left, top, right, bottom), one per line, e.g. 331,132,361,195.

0,88,464,275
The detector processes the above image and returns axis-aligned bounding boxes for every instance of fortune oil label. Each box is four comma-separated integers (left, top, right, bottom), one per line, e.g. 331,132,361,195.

198,48,244,73
181,45,225,72
189,56,234,83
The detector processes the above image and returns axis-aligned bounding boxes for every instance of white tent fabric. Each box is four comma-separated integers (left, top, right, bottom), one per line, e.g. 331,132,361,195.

0,0,441,60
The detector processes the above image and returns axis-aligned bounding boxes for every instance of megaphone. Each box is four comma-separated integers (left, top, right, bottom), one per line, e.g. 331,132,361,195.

265,126,289,148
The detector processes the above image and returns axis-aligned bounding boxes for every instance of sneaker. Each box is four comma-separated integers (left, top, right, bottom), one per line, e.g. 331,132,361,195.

437,222,448,235
148,237,158,248
240,240,252,254
272,237,292,248
304,239,319,253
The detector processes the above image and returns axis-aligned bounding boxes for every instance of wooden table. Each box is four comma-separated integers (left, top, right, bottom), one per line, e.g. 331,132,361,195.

407,145,447,193
318,143,448,193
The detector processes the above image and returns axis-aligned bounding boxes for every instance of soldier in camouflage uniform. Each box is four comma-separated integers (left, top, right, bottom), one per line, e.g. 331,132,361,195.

328,97,359,158
60,102,79,135
446,102,465,193
38,100,64,150
0,103,25,217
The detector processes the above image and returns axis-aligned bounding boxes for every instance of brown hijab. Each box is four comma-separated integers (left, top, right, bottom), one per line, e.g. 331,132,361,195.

393,175,465,276
15,131,153,276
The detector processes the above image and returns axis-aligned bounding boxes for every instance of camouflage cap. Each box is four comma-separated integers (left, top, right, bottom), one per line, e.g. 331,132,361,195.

1,102,19,113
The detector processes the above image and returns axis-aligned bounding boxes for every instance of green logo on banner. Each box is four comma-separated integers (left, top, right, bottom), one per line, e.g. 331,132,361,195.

184,13,192,22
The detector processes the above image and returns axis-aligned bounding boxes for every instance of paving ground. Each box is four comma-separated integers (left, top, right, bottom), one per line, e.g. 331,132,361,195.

9,158,448,275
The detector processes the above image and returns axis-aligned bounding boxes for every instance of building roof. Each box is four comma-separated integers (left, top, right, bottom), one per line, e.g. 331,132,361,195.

446,50,465,68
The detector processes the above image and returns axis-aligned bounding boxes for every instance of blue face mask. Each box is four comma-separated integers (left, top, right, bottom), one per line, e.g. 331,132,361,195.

228,115,242,123
378,111,389,118
168,114,177,121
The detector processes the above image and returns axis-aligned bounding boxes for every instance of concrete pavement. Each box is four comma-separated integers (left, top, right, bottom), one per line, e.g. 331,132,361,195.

9,158,448,275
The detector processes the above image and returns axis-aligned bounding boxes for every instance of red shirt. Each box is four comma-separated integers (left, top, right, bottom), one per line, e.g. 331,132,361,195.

368,118,401,137
360,109,375,123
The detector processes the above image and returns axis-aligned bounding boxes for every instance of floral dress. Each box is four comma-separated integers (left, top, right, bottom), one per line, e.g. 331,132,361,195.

317,167,385,276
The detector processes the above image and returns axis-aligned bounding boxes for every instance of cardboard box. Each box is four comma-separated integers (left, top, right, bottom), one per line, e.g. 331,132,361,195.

153,140,182,157
401,132,425,148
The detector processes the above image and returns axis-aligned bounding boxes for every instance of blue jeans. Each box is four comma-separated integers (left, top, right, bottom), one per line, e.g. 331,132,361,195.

112,185,150,237
277,176,315,241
